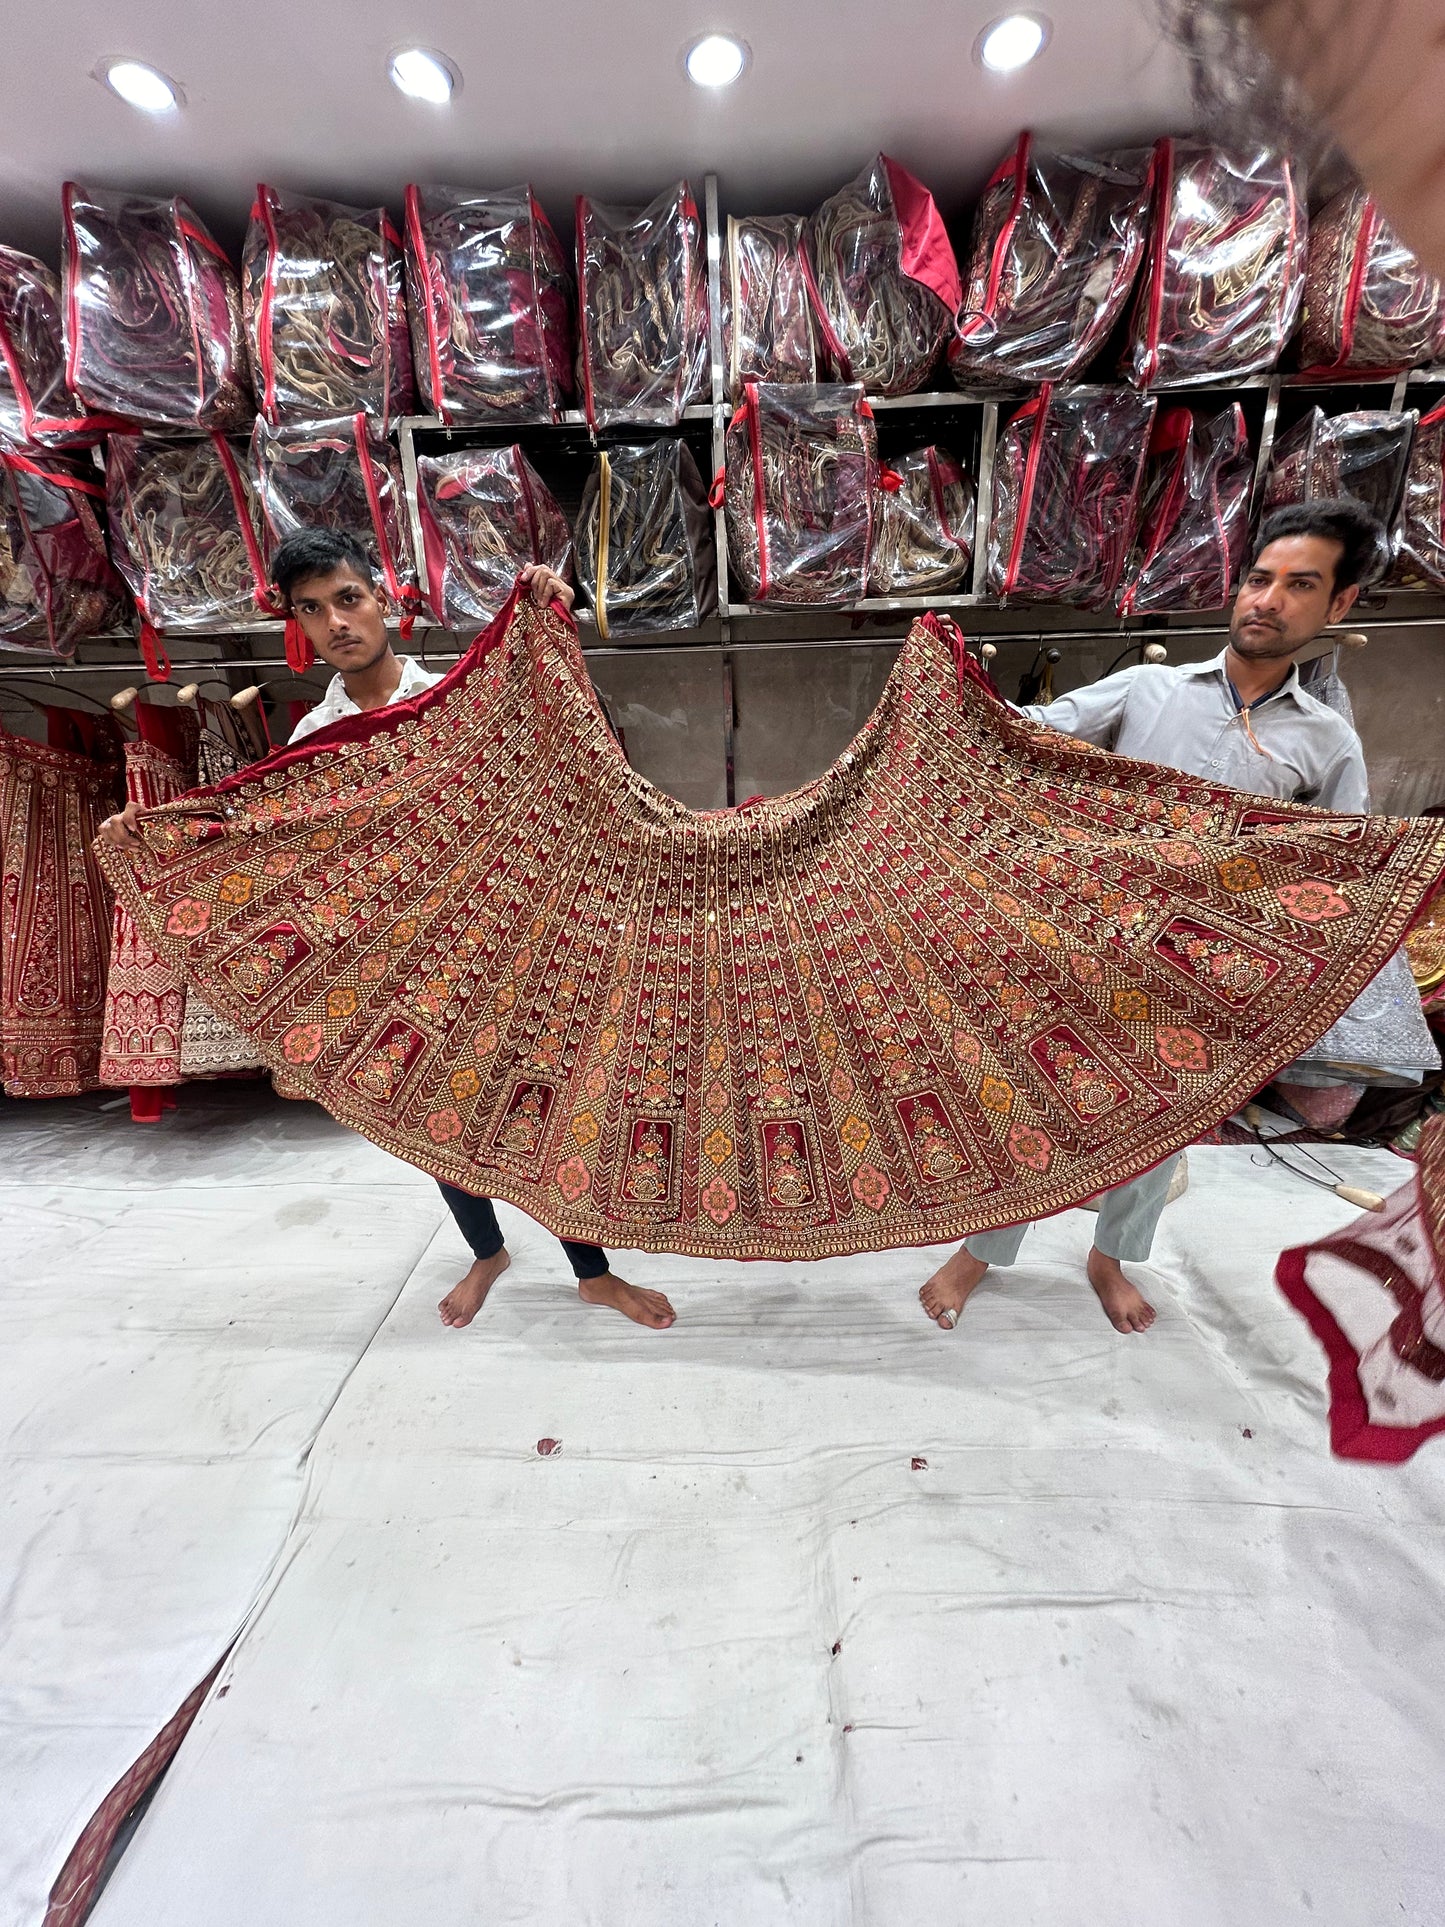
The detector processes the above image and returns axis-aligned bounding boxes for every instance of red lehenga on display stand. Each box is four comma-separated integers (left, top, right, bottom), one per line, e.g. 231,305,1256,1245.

1,710,118,1096
1278,1116,1445,1462
97,592,1445,1261
99,702,198,1116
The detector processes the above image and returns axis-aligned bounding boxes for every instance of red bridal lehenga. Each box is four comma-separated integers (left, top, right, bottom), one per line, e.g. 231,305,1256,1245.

1,721,116,1096
1277,1116,1445,1463
97,595,1445,1261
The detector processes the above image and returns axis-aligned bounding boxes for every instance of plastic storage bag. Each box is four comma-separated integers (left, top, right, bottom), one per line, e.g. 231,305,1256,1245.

0,246,124,450
61,183,252,432
802,155,960,397
252,413,417,613
244,186,414,428
1117,404,1254,613
1262,408,1417,546
723,214,820,397
1393,401,1445,589
0,452,130,656
106,434,275,675
576,439,716,637
404,184,573,424
575,183,709,430
868,446,973,595
722,381,879,604
1124,142,1306,387
949,134,1152,387
1297,186,1445,373
416,444,572,628
987,384,1156,606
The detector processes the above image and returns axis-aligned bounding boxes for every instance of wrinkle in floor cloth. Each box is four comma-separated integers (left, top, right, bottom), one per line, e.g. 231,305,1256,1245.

56,1118,1445,1927
0,1088,445,1927
95,595,1445,1259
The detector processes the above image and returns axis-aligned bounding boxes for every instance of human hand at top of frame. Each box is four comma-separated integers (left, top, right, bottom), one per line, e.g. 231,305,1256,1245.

520,563,575,615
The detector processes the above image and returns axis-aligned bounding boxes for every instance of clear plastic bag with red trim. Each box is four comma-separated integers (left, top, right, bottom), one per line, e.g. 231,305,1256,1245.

61,183,252,432
987,384,1156,607
1116,404,1254,614
1297,186,1445,374
252,413,417,605
106,434,275,672
577,439,716,637
0,246,126,451
868,446,973,595
722,381,879,604
1123,143,1306,387
1393,402,1445,589
0,451,130,656
949,135,1152,387
802,155,960,397
1262,407,1416,546
722,214,820,398
403,185,574,425
575,183,708,430
416,444,572,629
243,186,414,429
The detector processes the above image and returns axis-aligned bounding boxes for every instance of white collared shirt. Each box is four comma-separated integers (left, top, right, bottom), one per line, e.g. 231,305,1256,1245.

1016,649,1369,811
288,656,443,745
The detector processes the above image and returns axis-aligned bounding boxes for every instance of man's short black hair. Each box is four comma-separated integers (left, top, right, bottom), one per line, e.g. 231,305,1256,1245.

271,528,377,603
1252,498,1387,594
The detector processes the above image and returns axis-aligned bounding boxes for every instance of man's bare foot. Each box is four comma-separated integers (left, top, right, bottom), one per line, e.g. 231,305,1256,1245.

578,1272,676,1329
919,1246,990,1329
1086,1247,1156,1333
439,1250,511,1328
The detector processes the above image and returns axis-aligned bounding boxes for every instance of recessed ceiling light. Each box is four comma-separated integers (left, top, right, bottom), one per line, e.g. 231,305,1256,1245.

388,48,458,104
101,59,180,114
976,12,1050,73
685,33,748,88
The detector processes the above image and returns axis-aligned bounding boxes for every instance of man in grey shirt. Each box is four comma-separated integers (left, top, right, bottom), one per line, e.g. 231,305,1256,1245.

920,498,1385,1337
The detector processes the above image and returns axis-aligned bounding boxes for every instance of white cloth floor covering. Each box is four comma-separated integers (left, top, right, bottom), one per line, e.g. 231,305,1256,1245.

4,1089,1444,1927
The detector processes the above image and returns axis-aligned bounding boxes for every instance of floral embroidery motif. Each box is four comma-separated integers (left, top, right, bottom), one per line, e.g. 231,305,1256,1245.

1275,881,1353,923
165,898,211,938
281,1023,324,1065
851,1163,891,1210
1154,1025,1212,1073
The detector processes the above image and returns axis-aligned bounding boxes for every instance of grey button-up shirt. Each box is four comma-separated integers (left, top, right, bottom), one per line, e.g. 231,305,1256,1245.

1017,650,1369,811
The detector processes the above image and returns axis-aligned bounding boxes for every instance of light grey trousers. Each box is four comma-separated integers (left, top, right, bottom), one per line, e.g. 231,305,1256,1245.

963,1155,1181,1267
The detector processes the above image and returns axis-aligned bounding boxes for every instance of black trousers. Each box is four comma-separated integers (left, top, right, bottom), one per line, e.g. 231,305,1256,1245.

437,1182,610,1281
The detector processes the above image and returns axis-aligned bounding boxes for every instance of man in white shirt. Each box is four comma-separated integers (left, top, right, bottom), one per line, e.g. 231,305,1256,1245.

919,498,1386,1338
103,527,676,1336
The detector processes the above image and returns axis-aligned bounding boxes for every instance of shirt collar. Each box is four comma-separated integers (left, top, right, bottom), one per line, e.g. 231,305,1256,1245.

1176,648,1309,710
320,655,433,716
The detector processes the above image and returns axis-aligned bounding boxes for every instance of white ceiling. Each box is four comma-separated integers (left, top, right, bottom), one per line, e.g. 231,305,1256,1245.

0,0,1194,262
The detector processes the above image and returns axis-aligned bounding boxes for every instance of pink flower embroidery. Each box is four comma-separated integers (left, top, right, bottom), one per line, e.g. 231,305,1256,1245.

556,1155,592,1203
1154,1025,1211,1073
851,1163,891,1210
165,897,211,938
1275,881,1352,923
701,1176,737,1225
1007,1122,1053,1173
281,1023,324,1065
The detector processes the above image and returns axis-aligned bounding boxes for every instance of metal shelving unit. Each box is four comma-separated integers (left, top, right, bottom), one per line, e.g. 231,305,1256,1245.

6,175,1445,692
